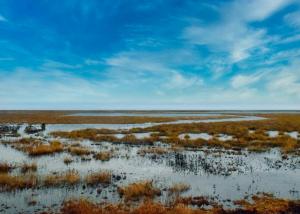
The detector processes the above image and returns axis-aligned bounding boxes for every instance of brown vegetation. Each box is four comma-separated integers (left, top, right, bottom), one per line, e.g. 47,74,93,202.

68,146,91,156
93,151,113,161
20,162,37,173
7,139,64,156
0,173,37,190
50,114,300,153
118,180,161,201
44,170,80,186
86,171,112,185
46,194,300,214
27,141,64,156
137,147,168,156
63,157,73,165
168,183,190,195
0,162,15,173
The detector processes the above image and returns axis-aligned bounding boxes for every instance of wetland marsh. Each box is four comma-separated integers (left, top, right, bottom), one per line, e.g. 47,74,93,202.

0,111,300,213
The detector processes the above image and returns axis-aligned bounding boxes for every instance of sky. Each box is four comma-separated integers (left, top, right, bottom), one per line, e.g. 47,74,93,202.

0,0,300,110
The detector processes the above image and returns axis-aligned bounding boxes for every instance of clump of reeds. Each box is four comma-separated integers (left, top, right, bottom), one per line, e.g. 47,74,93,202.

118,180,161,201
44,170,80,186
58,194,300,214
0,162,15,173
0,173,37,190
137,147,168,156
63,157,73,165
27,141,63,156
20,162,37,173
93,151,113,161
85,171,111,185
68,146,91,156
168,183,190,195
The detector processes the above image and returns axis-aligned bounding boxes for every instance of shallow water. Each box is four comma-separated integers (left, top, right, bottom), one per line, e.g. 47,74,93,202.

0,138,300,213
39,115,265,134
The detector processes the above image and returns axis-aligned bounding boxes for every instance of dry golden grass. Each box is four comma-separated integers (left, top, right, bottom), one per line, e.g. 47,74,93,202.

0,173,37,190
86,171,111,185
47,194,300,214
137,147,168,156
63,157,73,165
59,199,208,214
43,114,300,153
20,162,37,173
168,183,190,195
68,146,91,156
118,180,161,201
44,170,80,186
233,194,300,214
0,162,14,173
26,141,64,156
94,151,113,161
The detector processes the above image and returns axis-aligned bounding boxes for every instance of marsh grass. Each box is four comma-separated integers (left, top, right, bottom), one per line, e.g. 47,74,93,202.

44,170,80,186
63,157,74,165
55,193,300,214
68,146,91,156
10,139,64,156
20,162,37,173
137,147,168,156
168,183,190,195
118,180,161,201
0,162,15,173
0,173,37,190
93,151,113,161
86,171,111,185
48,114,300,154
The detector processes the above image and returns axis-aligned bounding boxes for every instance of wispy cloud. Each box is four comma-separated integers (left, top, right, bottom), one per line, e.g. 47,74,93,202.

231,71,267,89
184,0,292,63
285,10,300,28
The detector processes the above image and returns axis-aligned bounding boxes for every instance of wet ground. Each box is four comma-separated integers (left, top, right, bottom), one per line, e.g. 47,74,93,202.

0,114,300,213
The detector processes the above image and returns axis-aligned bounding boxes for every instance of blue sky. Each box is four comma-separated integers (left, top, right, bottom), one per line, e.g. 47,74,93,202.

0,0,300,110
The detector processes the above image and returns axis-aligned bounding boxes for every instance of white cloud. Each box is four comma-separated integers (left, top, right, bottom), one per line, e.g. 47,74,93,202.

231,71,267,88
184,0,292,63
285,11,300,28
42,60,81,69
165,72,203,90
279,34,300,44
85,59,102,65
228,0,292,22
0,67,108,107
267,60,300,97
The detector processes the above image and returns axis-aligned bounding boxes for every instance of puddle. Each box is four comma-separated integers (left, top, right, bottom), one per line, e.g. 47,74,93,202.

267,131,279,138
179,133,212,140
217,134,233,141
178,133,233,141
285,131,299,139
